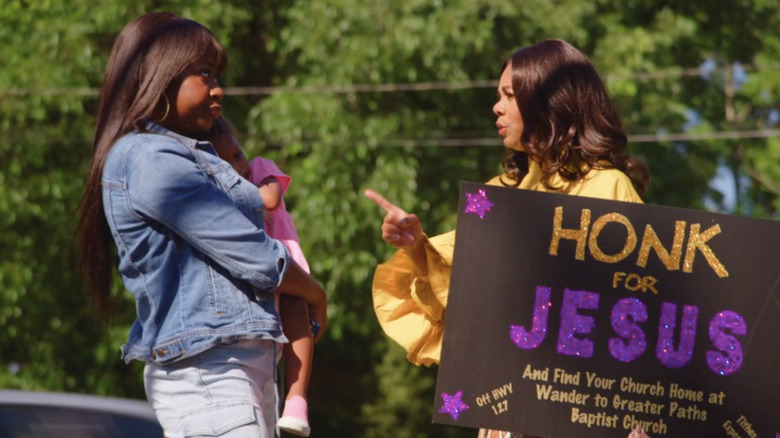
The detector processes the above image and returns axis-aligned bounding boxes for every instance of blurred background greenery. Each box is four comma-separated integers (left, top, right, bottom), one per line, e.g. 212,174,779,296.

1,1,779,436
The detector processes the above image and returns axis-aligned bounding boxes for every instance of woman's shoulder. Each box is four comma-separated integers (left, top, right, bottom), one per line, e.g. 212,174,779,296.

584,167,639,188
485,174,511,187
107,130,199,178
581,167,643,203
115,130,191,155
586,166,632,181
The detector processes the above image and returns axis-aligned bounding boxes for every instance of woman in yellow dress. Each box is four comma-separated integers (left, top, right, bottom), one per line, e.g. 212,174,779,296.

365,39,651,438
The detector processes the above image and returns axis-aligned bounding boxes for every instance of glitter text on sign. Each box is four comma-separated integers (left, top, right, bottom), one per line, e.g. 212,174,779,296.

548,206,729,278
509,286,747,376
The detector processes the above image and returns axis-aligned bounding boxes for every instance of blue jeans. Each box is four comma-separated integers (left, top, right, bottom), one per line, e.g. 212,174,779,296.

144,339,281,438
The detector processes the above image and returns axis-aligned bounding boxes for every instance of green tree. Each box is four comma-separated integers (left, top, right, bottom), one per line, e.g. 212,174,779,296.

0,0,142,395
1,1,779,438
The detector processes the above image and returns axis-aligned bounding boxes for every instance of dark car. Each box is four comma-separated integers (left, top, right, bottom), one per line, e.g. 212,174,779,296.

0,390,163,438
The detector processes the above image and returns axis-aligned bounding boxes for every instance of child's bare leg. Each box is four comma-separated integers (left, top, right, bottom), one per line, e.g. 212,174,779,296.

278,295,313,436
281,295,313,398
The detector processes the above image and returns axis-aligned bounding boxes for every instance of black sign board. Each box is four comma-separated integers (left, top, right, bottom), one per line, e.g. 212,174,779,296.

432,182,780,437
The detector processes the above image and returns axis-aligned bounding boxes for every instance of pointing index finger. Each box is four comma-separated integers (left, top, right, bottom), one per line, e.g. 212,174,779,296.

364,189,402,214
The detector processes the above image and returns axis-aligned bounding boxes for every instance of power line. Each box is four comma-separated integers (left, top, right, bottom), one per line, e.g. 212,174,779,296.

382,128,780,147
5,127,780,147
628,128,780,142
1,88,99,97
228,63,780,96
3,63,780,97
225,80,498,96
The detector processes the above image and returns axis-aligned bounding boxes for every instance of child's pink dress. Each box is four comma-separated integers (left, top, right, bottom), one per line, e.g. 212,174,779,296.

248,157,310,273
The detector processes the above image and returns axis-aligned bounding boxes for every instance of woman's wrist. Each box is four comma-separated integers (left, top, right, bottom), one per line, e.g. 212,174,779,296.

403,233,429,276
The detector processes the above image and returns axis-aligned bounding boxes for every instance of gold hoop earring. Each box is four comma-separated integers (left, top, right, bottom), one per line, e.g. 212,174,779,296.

154,95,171,123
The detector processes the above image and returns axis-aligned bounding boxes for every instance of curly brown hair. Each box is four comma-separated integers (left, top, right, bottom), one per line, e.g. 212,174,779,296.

499,39,648,194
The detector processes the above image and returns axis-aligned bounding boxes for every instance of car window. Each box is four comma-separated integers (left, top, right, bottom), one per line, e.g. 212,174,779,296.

0,405,164,438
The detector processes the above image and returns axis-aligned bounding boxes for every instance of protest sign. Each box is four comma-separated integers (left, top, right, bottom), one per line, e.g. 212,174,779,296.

433,182,780,437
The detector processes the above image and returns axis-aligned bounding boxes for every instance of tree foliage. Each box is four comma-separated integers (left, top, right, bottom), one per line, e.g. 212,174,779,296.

1,1,779,437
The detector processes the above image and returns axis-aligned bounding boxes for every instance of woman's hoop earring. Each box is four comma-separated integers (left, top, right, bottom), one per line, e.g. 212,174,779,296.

154,95,171,123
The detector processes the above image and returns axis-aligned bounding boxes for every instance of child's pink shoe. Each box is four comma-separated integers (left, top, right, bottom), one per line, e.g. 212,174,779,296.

278,395,310,436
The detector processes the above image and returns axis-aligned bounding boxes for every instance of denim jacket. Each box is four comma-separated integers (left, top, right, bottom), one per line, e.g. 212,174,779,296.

102,122,289,364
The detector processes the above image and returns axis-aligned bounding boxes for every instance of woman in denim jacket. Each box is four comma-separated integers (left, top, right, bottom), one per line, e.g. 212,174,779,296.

76,12,327,438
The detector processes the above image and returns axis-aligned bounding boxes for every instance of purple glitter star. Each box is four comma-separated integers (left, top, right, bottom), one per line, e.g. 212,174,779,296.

464,189,494,219
439,390,469,421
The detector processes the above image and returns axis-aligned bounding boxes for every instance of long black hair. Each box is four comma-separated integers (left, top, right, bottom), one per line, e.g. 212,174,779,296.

76,12,227,318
